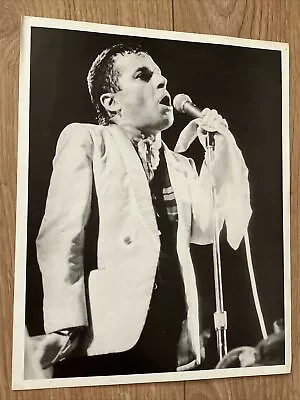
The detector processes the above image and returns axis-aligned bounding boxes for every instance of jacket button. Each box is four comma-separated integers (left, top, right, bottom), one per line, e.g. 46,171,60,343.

124,236,132,245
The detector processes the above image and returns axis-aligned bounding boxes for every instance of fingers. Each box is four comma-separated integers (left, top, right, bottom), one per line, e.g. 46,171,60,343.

198,108,228,134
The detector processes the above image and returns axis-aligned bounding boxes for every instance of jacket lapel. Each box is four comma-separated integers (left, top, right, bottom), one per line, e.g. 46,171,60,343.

108,125,160,246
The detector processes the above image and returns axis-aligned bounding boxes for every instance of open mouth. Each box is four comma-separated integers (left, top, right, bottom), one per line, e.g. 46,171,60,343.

159,94,171,107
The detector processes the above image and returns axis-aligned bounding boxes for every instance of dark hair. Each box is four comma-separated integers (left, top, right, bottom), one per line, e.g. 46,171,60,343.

87,43,147,125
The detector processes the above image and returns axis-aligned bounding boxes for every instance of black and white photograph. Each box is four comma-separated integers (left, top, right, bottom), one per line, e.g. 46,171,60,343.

12,16,290,390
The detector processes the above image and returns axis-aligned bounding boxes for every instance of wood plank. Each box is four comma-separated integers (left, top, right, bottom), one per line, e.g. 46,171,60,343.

173,0,300,399
173,0,288,41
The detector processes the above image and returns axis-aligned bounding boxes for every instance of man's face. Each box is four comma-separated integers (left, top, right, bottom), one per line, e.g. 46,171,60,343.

113,52,174,134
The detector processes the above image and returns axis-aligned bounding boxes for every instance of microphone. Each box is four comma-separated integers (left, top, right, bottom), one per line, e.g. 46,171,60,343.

173,94,203,119
173,93,215,152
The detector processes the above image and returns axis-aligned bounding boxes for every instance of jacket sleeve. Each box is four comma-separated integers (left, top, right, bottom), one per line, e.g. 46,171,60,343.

188,131,252,250
36,123,95,333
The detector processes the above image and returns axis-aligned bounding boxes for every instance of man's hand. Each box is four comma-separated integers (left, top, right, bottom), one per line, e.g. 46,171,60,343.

174,108,230,154
175,108,239,190
195,107,229,136
35,329,81,369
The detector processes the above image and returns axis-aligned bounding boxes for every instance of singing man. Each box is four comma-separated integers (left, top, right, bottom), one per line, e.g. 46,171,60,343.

36,43,251,377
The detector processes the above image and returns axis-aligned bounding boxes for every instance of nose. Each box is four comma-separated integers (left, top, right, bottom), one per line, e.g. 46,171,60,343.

154,73,167,89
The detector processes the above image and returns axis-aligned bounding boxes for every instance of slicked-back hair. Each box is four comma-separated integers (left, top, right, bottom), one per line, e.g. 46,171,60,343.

87,43,147,125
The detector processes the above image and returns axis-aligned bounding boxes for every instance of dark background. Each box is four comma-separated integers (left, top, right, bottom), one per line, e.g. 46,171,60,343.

26,27,284,368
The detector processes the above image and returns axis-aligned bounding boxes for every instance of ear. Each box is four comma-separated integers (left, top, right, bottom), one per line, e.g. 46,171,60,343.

100,93,121,113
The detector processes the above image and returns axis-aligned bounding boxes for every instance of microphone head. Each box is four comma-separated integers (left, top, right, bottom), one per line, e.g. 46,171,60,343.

173,93,192,113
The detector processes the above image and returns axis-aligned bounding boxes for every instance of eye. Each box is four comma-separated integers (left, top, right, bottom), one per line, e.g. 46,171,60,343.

135,68,153,82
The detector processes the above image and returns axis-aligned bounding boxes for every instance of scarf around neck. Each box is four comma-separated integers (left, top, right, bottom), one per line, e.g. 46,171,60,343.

121,125,162,181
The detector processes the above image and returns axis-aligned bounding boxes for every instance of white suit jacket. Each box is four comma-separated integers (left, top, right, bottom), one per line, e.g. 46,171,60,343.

36,122,251,369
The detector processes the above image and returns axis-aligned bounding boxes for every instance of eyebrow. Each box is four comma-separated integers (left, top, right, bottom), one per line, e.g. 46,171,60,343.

133,66,162,76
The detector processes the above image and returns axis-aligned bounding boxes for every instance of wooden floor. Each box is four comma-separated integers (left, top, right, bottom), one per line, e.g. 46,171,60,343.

1,0,299,399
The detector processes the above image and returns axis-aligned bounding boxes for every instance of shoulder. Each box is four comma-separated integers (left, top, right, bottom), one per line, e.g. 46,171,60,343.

58,123,97,144
56,123,107,157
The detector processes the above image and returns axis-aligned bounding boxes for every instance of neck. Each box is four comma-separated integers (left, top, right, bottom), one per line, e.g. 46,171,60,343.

117,122,161,142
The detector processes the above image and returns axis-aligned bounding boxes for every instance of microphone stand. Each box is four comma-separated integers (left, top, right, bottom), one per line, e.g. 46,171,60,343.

204,132,228,362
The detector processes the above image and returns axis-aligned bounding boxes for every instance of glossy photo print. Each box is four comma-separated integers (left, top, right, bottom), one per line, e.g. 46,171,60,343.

12,16,290,390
